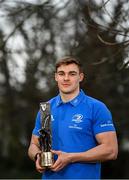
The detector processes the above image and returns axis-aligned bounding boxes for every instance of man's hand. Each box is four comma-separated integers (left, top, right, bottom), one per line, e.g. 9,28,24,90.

35,153,46,173
50,150,72,172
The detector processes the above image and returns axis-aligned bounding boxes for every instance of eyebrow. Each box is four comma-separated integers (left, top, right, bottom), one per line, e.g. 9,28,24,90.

57,71,78,74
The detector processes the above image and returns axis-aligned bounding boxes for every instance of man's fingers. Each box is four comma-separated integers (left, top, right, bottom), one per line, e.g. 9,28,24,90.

35,155,46,173
51,150,62,155
51,163,64,172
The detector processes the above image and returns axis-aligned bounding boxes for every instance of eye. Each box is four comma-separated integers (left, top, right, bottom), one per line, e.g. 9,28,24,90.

57,72,64,76
69,72,77,76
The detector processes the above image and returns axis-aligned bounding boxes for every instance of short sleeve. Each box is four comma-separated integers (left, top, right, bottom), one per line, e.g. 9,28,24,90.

32,111,41,136
93,102,116,136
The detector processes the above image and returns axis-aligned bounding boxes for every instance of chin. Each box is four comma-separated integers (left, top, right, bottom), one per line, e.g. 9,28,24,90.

61,89,73,94
62,91,71,94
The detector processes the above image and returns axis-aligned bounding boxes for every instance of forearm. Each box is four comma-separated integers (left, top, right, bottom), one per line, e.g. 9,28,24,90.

69,132,118,163
69,144,117,163
28,143,41,161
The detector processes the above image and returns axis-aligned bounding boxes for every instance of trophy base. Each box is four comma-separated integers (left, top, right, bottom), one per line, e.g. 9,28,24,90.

40,152,53,167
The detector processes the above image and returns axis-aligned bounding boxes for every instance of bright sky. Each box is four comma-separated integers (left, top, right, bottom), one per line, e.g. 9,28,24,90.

0,0,72,89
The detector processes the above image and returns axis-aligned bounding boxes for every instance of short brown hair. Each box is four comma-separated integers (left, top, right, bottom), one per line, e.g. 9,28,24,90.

55,56,83,73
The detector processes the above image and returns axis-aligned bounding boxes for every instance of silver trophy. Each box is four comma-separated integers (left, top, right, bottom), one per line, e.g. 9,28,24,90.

39,102,53,167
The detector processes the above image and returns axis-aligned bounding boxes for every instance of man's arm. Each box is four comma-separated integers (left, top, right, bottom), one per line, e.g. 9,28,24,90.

28,134,46,173
28,134,41,161
51,131,118,172
70,131,118,162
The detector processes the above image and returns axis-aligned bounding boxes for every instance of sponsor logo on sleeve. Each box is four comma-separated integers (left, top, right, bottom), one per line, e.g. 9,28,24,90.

100,122,114,127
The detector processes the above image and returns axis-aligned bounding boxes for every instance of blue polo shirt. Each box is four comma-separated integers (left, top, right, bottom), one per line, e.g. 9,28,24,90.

32,90,116,179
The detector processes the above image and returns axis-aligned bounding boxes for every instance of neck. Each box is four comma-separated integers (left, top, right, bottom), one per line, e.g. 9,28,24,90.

60,89,80,102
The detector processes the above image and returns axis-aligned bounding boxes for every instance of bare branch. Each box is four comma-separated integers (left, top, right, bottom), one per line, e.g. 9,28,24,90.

97,34,129,46
82,17,129,38
92,57,108,65
102,0,126,31
99,0,111,10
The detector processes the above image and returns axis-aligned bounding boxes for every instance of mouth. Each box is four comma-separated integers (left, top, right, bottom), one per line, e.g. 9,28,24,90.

62,84,71,87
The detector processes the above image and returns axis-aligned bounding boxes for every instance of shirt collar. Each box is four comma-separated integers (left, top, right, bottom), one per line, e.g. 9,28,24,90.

56,89,85,107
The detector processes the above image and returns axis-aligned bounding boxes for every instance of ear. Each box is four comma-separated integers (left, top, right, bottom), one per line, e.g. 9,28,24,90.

55,73,58,82
79,73,84,82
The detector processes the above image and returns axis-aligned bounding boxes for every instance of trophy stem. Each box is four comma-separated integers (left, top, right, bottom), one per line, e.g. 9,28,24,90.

39,102,53,168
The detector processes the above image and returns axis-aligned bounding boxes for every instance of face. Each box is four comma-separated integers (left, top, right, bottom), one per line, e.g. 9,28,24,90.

55,63,84,95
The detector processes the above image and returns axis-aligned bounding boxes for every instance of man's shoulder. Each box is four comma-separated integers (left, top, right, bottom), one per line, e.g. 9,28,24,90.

83,95,110,118
85,94,107,108
48,95,59,105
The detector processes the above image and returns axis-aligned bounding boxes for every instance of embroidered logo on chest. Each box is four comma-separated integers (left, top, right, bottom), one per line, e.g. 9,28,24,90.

72,114,83,123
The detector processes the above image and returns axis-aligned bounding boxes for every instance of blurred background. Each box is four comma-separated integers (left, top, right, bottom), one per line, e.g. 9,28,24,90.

0,0,129,178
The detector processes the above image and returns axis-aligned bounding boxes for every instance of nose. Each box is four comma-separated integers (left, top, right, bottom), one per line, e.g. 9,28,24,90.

64,74,69,81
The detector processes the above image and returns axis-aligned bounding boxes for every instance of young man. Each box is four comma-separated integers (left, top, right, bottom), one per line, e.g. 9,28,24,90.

28,56,118,179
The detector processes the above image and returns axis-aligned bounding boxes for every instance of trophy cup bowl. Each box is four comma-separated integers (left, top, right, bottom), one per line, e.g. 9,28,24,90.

40,152,53,167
